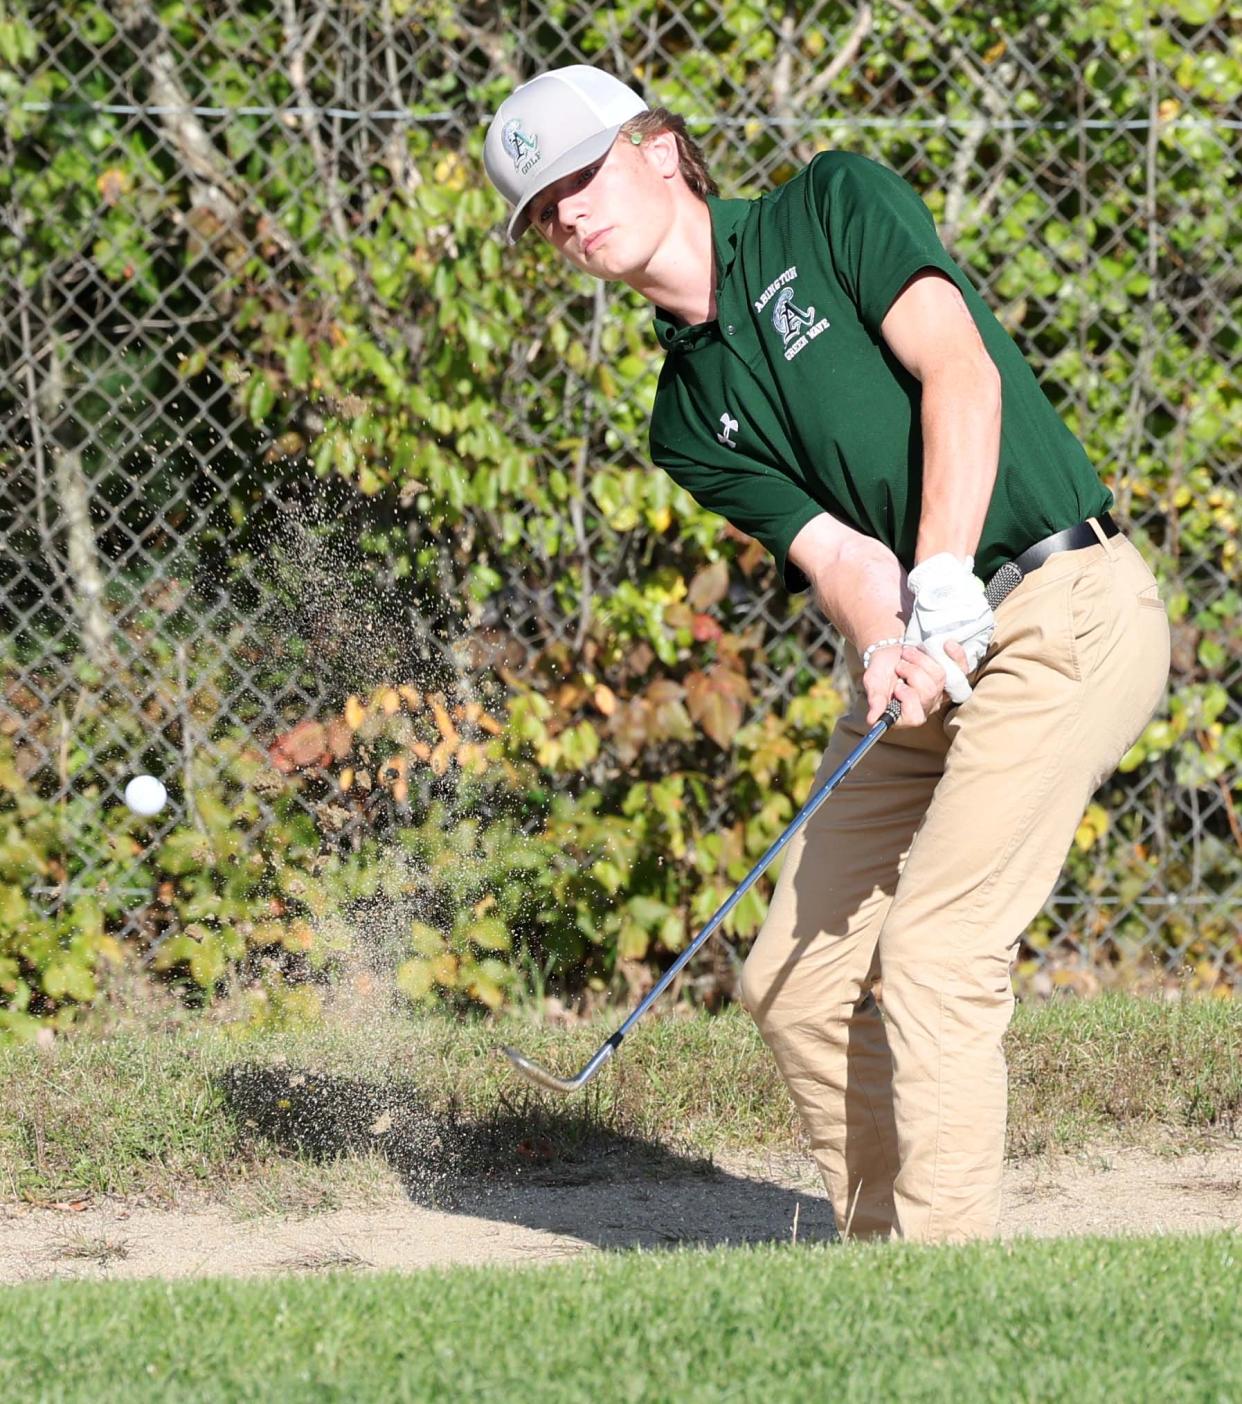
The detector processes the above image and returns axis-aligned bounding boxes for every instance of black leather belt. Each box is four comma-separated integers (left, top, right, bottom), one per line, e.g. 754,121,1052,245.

984,512,1120,609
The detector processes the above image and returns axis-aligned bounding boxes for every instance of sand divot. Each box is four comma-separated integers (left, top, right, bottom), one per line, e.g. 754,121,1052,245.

1,1143,1237,1283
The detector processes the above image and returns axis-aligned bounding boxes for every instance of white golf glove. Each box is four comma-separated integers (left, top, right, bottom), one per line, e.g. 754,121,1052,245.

905,553,996,704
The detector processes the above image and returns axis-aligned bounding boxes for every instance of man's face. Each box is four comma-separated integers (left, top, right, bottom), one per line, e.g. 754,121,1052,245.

527,131,677,280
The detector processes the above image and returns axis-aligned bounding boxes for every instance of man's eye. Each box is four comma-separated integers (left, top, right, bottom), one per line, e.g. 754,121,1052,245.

576,165,598,187
539,203,555,225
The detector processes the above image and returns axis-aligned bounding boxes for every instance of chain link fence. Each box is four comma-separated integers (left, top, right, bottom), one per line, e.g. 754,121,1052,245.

2,0,1239,1005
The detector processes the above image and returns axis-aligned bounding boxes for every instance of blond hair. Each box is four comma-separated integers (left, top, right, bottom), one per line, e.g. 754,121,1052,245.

620,108,718,199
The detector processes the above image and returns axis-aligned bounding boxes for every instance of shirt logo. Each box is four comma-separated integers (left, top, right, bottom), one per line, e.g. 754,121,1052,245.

753,265,830,362
716,412,739,448
502,119,541,175
770,284,830,363
771,287,817,344
753,265,799,314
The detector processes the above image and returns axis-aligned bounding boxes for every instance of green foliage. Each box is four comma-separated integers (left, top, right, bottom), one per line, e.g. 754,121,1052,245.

0,747,131,1036
0,726,340,1032
1,0,1238,1030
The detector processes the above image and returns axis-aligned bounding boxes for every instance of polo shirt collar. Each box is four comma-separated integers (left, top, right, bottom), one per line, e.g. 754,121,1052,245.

708,193,750,277
654,193,752,351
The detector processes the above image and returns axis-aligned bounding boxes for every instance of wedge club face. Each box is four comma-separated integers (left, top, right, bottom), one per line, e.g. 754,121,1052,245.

500,1040,615,1094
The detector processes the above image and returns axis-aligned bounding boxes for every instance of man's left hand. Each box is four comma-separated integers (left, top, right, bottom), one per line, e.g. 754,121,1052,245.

905,553,995,703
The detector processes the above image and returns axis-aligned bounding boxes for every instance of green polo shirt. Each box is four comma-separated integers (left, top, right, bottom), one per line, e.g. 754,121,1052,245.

649,152,1111,591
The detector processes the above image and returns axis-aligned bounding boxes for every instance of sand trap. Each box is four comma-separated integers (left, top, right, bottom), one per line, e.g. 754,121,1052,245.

1,1144,1238,1283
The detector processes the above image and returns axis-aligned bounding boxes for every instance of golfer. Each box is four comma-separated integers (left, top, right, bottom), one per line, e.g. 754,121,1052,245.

484,67,1170,1242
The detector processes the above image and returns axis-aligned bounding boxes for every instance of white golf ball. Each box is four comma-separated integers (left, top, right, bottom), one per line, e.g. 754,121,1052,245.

124,775,167,817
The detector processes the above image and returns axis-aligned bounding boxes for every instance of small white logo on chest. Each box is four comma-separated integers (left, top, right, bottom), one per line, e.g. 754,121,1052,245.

769,284,831,363
771,287,816,343
717,412,739,448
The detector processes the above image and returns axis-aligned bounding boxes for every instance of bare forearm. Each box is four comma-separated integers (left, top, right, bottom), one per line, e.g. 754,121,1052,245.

788,509,960,731
914,359,1001,562
810,532,909,656
788,512,910,652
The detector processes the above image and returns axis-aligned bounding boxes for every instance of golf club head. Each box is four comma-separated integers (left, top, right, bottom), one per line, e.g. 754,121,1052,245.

499,1041,614,1094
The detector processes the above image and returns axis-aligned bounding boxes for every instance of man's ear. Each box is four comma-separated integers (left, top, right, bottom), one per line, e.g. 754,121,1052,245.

643,128,681,180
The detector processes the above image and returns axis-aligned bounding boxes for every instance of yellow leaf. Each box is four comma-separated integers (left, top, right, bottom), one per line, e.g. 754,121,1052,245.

433,154,467,190
470,917,510,952
409,921,446,957
344,694,366,730
430,739,454,776
1074,802,1110,851
468,976,506,1011
455,742,488,774
617,924,649,960
95,936,125,965
430,953,459,986
96,167,131,205
431,698,459,745
395,958,435,1000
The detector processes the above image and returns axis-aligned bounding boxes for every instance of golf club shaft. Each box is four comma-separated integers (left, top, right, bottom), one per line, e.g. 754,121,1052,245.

503,699,901,1092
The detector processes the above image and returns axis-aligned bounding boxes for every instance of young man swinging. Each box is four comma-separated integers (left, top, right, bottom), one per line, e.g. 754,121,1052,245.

484,66,1169,1242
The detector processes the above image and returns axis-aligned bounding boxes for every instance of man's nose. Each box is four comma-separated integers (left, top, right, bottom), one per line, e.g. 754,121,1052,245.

558,191,589,228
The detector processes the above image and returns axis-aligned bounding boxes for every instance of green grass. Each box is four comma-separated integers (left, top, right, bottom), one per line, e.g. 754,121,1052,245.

1,1234,1239,1402
1005,992,1242,1155
0,994,1237,1206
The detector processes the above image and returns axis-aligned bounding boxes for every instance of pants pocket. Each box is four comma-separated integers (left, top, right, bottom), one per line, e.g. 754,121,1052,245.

1066,557,1112,681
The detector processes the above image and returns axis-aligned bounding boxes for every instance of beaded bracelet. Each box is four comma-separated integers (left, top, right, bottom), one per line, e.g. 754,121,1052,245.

861,636,904,671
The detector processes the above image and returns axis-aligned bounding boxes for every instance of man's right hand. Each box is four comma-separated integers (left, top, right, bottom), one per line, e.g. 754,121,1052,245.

864,641,969,727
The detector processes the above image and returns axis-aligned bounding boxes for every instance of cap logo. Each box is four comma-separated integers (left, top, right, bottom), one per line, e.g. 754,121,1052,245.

502,118,542,175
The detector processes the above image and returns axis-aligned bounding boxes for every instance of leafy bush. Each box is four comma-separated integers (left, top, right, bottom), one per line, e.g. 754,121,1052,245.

1,0,1238,1033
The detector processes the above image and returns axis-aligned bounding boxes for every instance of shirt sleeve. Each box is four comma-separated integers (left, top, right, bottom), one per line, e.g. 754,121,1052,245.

812,152,963,334
650,442,823,594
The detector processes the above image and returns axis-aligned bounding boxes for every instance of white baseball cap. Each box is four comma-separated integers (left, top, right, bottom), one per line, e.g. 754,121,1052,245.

484,66,648,243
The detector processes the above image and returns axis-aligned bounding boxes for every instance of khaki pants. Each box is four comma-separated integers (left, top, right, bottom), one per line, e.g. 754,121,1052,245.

739,527,1170,1242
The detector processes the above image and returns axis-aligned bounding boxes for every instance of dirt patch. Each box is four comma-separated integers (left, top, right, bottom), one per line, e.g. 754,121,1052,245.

1,1143,1238,1283
1005,1145,1242,1238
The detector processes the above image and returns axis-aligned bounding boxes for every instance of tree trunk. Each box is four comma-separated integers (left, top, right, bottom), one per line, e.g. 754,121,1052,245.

41,340,111,671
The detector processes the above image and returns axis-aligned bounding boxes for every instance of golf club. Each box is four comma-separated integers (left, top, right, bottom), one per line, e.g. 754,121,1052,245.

501,698,902,1092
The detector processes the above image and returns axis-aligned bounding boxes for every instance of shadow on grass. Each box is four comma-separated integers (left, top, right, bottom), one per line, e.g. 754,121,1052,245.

218,1063,837,1251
